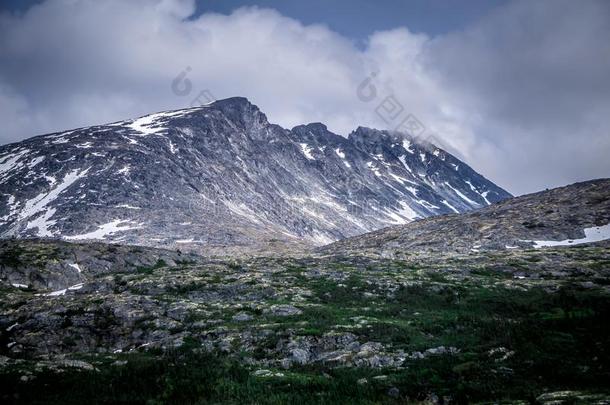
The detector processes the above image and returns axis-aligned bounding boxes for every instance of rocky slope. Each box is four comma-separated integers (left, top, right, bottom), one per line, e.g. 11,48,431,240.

0,239,201,292
0,239,609,403
0,97,510,254
318,178,610,257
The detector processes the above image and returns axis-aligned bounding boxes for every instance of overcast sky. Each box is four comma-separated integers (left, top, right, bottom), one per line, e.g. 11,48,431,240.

0,0,608,195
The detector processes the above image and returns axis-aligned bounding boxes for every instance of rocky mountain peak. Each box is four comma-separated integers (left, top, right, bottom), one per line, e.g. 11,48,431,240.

348,126,379,141
300,122,328,132
0,97,511,254
209,96,268,130
291,123,345,147
348,127,398,151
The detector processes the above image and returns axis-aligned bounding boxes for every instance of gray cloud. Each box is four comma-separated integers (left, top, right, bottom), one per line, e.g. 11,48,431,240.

0,0,608,195
422,0,610,193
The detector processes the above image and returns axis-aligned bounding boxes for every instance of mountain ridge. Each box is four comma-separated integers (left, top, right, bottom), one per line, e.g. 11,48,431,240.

0,97,511,254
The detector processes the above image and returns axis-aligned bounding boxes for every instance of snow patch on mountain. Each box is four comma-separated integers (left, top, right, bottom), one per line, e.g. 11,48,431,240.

17,168,90,236
402,139,415,154
0,149,30,180
465,180,491,205
127,109,198,136
115,204,141,210
65,219,141,241
366,161,381,177
415,199,440,210
335,148,351,168
398,155,413,174
27,156,45,168
523,224,610,248
68,263,82,273
389,172,408,185
480,191,492,205
300,143,315,160
441,200,459,213
444,182,479,206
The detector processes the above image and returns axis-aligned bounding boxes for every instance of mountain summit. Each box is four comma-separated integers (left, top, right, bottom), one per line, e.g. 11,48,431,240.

0,97,511,253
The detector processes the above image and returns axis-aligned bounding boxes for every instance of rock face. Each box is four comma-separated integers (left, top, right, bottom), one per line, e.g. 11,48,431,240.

0,239,200,291
318,178,610,256
0,97,510,254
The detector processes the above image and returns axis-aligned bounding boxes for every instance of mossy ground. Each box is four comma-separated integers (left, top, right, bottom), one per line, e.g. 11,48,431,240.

1,245,610,403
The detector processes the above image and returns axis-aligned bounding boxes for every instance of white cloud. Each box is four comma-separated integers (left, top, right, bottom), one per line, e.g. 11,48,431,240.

0,0,608,195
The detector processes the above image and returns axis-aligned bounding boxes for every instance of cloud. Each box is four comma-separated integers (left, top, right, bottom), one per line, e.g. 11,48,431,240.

423,0,610,193
0,0,608,195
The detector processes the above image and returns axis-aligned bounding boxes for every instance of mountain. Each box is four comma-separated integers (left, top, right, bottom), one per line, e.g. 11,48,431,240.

1,167,608,404
317,179,610,257
0,97,511,254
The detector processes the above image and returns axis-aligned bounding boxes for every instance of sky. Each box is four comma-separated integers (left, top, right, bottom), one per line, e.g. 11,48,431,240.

0,0,608,195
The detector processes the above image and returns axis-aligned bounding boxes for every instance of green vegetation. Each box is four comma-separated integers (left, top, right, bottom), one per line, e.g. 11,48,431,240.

227,261,242,271
0,244,25,267
0,243,61,269
136,259,167,275
0,349,406,404
2,245,609,403
2,308,609,405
